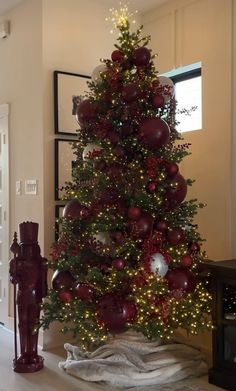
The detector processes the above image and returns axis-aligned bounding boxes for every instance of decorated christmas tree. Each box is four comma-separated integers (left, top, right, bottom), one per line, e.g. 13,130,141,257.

41,6,211,350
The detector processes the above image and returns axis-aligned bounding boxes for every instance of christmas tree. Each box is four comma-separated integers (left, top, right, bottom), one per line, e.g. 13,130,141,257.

41,6,211,350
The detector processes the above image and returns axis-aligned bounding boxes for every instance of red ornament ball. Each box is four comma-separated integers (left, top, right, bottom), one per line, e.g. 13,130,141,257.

110,231,124,244
112,258,125,270
166,163,179,178
106,130,120,145
97,294,136,333
167,227,185,246
128,206,142,220
75,283,95,301
76,99,96,125
139,117,170,151
52,270,76,291
147,181,157,193
63,199,82,220
111,49,124,63
122,83,141,103
166,267,196,293
166,173,187,208
129,212,154,239
120,124,134,137
189,242,200,253
180,254,193,267
132,47,151,67
155,220,168,233
58,289,74,303
152,94,165,108
79,207,90,219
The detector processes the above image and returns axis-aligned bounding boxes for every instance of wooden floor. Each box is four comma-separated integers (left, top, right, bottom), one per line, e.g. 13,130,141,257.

0,326,225,391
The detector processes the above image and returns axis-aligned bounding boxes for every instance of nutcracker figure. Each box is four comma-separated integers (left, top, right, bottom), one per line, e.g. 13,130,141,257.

9,221,48,373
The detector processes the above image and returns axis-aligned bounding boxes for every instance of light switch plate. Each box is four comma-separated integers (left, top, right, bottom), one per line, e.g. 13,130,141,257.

16,180,21,195
25,179,37,195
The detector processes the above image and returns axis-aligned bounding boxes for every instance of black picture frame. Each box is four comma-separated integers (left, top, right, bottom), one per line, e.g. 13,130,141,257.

54,70,91,135
54,138,76,200
55,204,65,240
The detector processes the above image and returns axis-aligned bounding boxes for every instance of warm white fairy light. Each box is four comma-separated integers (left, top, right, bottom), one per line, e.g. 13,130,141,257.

105,2,138,33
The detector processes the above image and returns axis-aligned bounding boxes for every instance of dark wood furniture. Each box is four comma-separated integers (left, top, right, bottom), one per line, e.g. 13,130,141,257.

206,259,236,391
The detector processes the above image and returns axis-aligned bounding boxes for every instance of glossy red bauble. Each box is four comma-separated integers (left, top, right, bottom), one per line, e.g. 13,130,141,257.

155,220,168,233
127,206,142,220
58,289,74,303
132,47,151,67
180,254,193,267
147,181,157,193
75,283,95,301
166,163,179,178
112,258,125,270
111,49,124,63
139,117,170,151
166,267,196,293
63,199,82,220
76,99,96,125
166,174,187,208
97,294,136,333
79,207,90,219
129,212,154,239
122,83,141,103
51,270,77,291
152,94,164,108
167,227,185,246
189,242,201,253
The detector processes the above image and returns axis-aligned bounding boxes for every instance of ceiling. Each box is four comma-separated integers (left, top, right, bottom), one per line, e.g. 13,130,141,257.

0,0,168,16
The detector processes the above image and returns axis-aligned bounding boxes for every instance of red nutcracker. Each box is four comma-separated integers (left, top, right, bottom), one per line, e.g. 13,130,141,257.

9,222,48,373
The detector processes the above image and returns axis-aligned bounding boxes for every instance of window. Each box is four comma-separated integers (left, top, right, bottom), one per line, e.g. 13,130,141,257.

164,64,202,133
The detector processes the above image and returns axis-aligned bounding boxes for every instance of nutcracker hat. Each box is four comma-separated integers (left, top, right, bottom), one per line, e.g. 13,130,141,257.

19,221,38,244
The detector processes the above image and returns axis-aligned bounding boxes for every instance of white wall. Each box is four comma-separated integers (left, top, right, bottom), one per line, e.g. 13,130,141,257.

0,0,44,246
142,0,233,261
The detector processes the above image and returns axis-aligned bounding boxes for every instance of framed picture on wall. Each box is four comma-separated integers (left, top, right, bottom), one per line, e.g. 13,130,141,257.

55,204,65,240
55,138,76,200
54,70,91,135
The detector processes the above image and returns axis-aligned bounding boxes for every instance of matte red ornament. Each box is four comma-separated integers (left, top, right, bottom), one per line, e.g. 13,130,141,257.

154,220,168,233
63,199,82,220
166,173,187,208
112,258,125,270
128,206,142,220
76,99,96,125
129,212,154,239
167,228,185,246
97,294,133,333
122,83,141,103
58,289,74,303
122,301,137,322
166,267,196,293
147,181,157,193
139,117,170,151
9,222,48,373
132,47,151,67
152,94,164,108
111,49,124,62
51,270,76,291
180,254,193,267
75,283,95,301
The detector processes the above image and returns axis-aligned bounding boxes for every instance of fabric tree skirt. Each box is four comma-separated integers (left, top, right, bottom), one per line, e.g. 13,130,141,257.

59,331,211,390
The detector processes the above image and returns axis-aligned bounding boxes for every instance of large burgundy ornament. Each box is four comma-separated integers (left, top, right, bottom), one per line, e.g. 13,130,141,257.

128,206,142,220
51,270,76,291
132,47,151,67
167,227,185,246
166,267,196,293
111,49,124,63
138,117,170,151
166,174,187,208
129,212,154,239
63,199,82,220
9,222,48,373
97,293,137,333
76,99,96,125
122,83,141,103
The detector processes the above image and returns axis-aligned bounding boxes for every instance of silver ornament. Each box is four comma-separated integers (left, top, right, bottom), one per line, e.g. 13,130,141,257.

150,252,169,277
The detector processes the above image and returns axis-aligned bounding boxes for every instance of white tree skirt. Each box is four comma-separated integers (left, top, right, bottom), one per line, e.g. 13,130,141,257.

59,331,208,389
